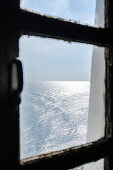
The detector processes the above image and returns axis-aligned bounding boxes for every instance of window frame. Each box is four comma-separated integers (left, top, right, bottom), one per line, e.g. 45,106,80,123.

0,0,113,169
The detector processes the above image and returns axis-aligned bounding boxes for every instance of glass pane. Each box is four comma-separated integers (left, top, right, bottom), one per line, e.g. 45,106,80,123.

70,158,104,170
19,36,105,160
20,0,104,27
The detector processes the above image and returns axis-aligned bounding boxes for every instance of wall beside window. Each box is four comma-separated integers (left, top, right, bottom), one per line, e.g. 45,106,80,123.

87,0,105,144
85,0,105,169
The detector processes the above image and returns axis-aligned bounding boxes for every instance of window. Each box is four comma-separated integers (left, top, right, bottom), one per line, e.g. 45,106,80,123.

19,36,93,160
0,0,112,169
19,36,105,162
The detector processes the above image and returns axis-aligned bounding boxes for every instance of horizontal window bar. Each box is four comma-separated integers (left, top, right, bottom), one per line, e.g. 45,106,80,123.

18,10,111,47
20,138,111,170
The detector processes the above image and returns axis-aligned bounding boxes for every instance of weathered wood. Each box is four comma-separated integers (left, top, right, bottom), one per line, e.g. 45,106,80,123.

19,10,111,47
105,0,113,169
19,138,111,170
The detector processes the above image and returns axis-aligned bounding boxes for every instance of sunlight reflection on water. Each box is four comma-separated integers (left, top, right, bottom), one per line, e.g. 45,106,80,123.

20,81,90,160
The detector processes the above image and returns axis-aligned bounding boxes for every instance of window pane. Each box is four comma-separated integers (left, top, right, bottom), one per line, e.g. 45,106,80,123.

19,36,105,160
20,0,104,27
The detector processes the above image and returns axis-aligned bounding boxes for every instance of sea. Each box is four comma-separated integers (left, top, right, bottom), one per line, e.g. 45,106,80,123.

20,81,90,169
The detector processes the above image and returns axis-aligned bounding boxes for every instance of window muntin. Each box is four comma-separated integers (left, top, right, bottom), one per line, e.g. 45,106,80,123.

20,0,104,28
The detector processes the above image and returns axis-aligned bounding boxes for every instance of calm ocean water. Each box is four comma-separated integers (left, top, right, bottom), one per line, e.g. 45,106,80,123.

20,81,90,165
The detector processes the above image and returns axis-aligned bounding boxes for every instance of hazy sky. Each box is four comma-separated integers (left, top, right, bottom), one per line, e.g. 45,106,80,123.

20,0,97,81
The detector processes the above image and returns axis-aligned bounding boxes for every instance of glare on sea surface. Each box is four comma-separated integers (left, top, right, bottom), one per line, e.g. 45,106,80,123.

20,81,90,159
49,81,90,96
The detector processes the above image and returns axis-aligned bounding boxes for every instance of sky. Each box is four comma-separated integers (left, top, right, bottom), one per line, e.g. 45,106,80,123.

20,0,97,81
